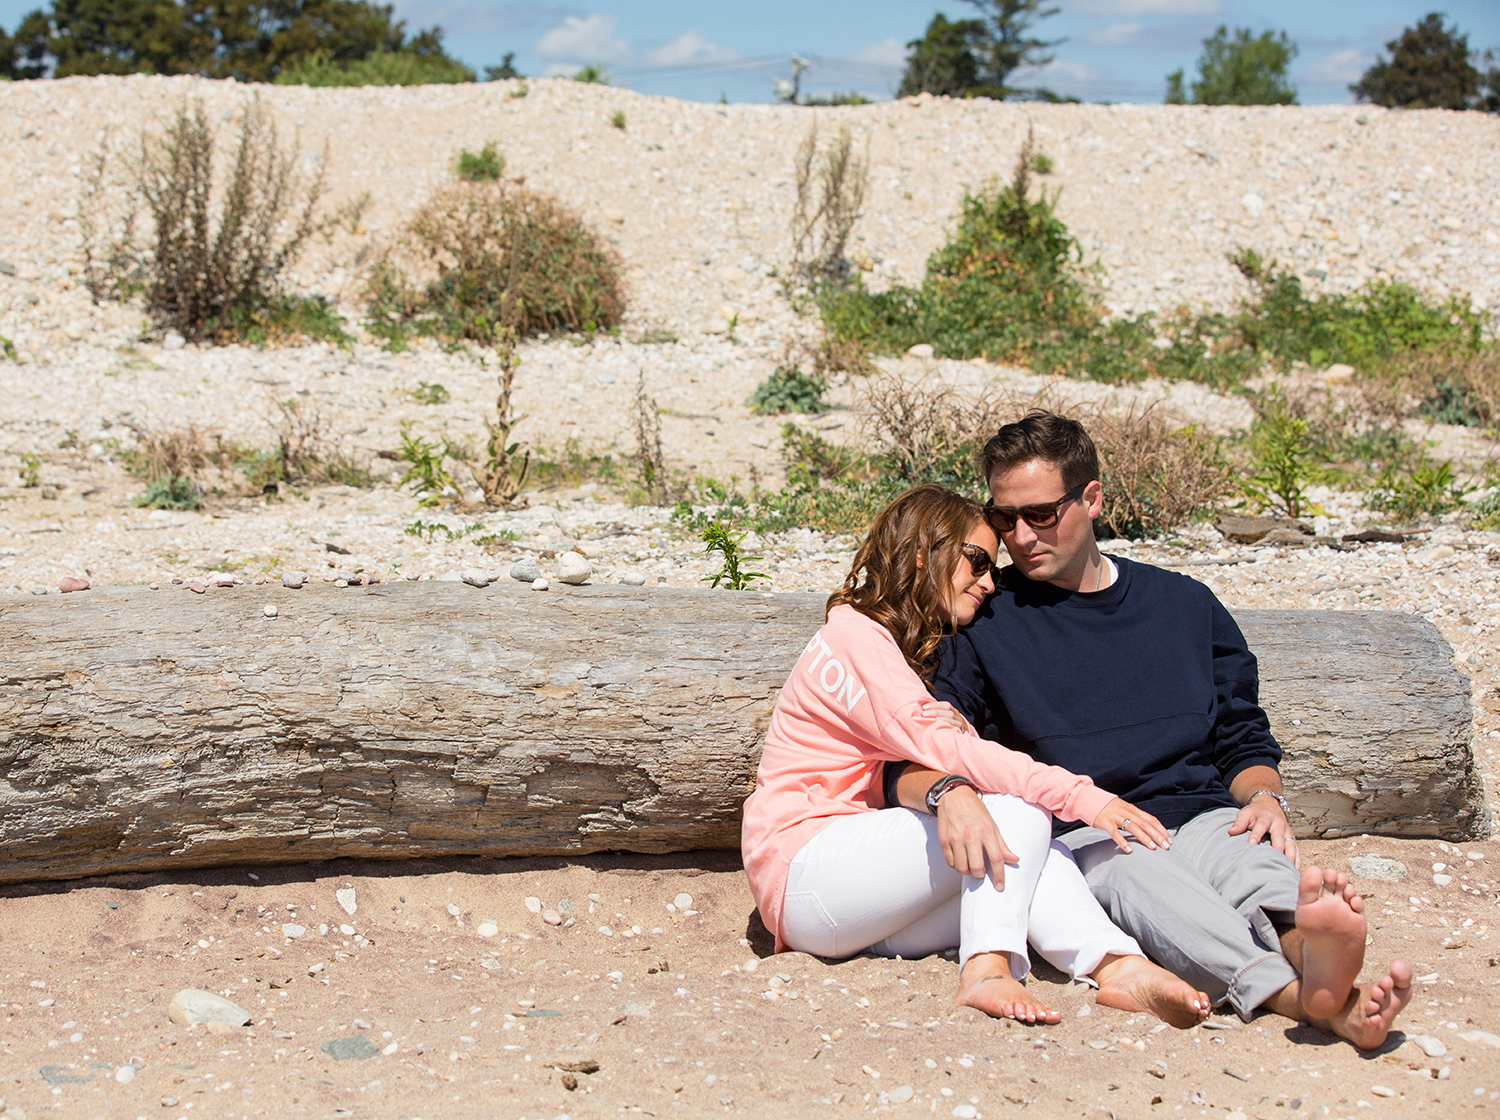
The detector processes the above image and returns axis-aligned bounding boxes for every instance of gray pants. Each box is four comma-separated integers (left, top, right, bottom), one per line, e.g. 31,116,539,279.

1060,806,1301,1020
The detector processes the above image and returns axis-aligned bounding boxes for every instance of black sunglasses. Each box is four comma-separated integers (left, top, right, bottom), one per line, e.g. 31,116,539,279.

959,542,999,580
985,483,1087,533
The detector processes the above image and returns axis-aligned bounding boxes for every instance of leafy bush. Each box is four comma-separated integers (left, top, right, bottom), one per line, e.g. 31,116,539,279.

455,142,504,182
610,110,627,130
0,336,16,361
83,100,327,345
226,295,352,348
1239,394,1319,518
1368,460,1472,521
410,381,450,405
367,180,625,345
274,49,474,86
119,422,219,510
699,522,767,590
747,366,829,415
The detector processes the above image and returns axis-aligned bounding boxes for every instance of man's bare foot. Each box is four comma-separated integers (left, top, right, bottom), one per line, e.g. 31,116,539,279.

1307,959,1412,1050
1092,953,1211,1030
1295,865,1367,1020
955,953,1061,1025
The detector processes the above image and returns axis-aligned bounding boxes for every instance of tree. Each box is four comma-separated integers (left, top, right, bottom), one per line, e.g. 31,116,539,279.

899,0,1061,100
1165,25,1297,105
2,0,464,82
484,51,521,82
1351,12,1483,110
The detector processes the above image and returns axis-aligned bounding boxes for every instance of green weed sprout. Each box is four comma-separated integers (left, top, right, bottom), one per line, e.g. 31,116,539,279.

700,522,767,590
18,451,42,487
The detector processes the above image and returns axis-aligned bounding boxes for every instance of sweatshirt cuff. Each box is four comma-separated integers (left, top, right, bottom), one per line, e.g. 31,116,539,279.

1070,785,1116,828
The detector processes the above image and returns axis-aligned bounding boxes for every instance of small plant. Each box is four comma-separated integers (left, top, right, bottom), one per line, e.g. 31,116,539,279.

228,295,352,348
274,50,475,87
780,422,866,486
473,528,524,548
396,426,460,507
18,451,41,487
574,64,610,84
240,398,370,492
404,518,485,541
411,381,451,405
1031,151,1055,174
455,142,505,183
700,521,767,590
528,439,619,489
1369,459,1472,521
0,336,16,361
1240,395,1320,518
1418,379,1490,427
83,99,327,345
635,374,669,505
610,110,626,130
118,422,220,510
136,475,203,510
509,82,529,98
455,329,530,507
747,366,829,415
791,123,869,282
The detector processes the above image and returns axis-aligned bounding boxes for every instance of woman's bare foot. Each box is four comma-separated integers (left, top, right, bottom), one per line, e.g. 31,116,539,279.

1307,959,1412,1050
1092,953,1211,1029
1295,866,1367,1020
955,952,1061,1025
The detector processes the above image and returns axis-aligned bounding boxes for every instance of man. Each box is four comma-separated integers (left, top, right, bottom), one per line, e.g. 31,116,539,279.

887,411,1410,1047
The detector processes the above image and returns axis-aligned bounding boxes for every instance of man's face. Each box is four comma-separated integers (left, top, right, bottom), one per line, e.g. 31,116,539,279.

987,459,1103,587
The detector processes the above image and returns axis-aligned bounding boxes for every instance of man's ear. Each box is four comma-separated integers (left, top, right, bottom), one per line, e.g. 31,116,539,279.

1083,479,1104,519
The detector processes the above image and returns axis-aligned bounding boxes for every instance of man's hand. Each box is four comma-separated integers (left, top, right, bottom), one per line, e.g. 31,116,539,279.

935,785,1017,888
1227,794,1300,868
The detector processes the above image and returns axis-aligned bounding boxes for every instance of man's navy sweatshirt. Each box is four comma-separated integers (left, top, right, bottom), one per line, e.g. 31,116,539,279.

883,555,1281,834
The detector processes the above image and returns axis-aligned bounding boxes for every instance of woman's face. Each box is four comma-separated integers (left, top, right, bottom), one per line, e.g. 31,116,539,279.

948,519,999,627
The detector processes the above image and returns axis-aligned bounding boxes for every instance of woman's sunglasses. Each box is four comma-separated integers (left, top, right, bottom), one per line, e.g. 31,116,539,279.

984,483,1087,533
959,543,999,580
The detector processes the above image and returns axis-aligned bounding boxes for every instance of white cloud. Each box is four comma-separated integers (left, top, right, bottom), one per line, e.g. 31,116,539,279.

533,13,632,64
1067,0,1221,14
644,30,738,68
1303,48,1370,85
847,37,907,70
1086,21,1144,46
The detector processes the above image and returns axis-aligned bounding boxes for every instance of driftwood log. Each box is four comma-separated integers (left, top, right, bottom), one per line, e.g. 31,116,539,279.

0,583,1485,885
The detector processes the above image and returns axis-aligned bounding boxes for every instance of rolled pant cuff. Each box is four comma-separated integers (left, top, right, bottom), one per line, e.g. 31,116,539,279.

1225,952,1299,1021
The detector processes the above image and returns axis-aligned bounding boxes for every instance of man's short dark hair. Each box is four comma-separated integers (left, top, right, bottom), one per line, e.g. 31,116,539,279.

978,411,1099,490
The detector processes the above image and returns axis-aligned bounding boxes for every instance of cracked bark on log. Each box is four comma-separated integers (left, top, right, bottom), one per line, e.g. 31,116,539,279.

0,583,1484,885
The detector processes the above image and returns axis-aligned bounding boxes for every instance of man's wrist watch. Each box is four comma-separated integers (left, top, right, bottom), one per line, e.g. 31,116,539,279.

1247,789,1290,816
925,774,977,815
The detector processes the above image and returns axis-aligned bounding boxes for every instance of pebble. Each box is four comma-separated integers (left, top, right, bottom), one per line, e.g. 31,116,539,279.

186,580,206,594
262,603,278,618
477,921,499,938
308,962,325,975
558,898,573,912
524,896,543,914
952,1106,978,1119
336,888,357,915
907,343,934,359
620,570,646,586
162,331,186,350
743,959,759,973
57,576,89,593
674,893,693,910
542,909,562,926
461,568,492,588
166,989,251,1027
1460,1030,1500,1048
319,1035,379,1061
1349,855,1407,882
1409,1035,1448,1057
447,903,462,917
282,571,307,589
114,1066,135,1084
1434,873,1454,886
282,923,306,939
887,1085,914,1105
531,577,549,591
510,558,542,582
339,923,355,936
556,551,592,584
1370,1085,1395,1098
27,586,46,595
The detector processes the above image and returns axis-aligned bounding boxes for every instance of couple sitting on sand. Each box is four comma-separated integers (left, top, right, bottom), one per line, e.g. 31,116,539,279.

742,411,1411,1047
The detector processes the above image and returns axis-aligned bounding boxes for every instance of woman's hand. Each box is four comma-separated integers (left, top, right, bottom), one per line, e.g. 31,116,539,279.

1092,797,1172,855
921,701,970,733
936,785,1018,887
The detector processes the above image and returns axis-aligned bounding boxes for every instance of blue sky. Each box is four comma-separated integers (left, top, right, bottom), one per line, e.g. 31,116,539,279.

4,1,1498,104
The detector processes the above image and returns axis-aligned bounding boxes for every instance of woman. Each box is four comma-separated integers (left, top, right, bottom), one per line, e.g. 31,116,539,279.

741,484,1208,1026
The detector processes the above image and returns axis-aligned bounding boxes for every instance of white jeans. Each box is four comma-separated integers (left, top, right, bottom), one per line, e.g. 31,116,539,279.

780,794,1142,981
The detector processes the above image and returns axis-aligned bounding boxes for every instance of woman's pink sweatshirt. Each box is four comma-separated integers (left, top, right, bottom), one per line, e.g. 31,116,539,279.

741,603,1115,950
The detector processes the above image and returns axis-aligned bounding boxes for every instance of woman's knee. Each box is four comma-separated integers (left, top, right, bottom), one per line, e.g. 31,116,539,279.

977,793,1053,850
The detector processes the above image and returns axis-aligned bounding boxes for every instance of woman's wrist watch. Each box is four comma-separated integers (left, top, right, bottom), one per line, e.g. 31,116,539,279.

1247,789,1290,816
925,774,977,814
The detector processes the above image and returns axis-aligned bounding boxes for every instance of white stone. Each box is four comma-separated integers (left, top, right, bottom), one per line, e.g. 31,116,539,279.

477,921,499,938
162,331,186,350
1434,873,1453,886
1459,1030,1500,1048
674,892,693,910
887,1085,914,1105
114,1066,135,1084
524,896,542,913
1349,855,1407,881
556,551,592,585
339,924,354,936
336,888,357,915
1408,1035,1447,1057
282,571,307,589
262,603,278,618
531,577,549,591
282,923,306,939
167,989,251,1027
952,1106,978,1119
620,570,647,586
1240,191,1264,216
461,568,492,588
1370,1086,1395,1098
906,343,934,359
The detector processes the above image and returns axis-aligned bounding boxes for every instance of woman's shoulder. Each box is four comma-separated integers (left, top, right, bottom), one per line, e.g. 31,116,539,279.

825,603,893,642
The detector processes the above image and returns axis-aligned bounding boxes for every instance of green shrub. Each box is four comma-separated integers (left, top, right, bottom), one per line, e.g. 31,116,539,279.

1368,459,1472,521
747,366,829,415
274,50,475,87
18,451,41,487
395,426,460,507
224,295,352,348
699,521,768,590
367,180,626,345
455,142,504,182
1239,394,1320,518
0,336,16,361
610,110,627,130
410,381,450,405
574,64,609,84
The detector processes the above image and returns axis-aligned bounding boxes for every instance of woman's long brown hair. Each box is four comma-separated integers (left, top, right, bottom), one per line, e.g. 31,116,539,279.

826,483,987,681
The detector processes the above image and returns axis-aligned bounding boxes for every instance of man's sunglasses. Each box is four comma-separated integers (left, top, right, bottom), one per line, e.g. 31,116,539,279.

959,543,999,580
985,483,1087,533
